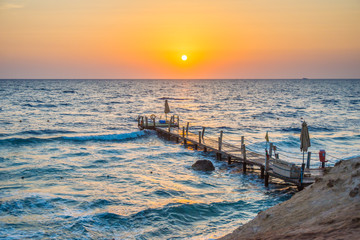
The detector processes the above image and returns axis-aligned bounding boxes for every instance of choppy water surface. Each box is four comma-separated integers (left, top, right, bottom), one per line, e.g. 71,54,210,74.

0,79,359,239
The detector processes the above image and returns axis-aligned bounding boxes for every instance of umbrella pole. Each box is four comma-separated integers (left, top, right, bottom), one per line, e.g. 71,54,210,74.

300,151,305,185
302,151,305,164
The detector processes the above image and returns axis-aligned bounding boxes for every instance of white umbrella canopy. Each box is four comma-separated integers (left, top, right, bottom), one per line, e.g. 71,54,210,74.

164,100,170,121
300,121,311,164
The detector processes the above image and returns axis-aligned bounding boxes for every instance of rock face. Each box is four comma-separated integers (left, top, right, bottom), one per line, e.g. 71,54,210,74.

219,157,360,240
192,160,215,171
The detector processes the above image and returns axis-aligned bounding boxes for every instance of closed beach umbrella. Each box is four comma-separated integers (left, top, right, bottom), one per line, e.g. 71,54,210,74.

300,121,311,163
265,131,269,149
164,100,170,121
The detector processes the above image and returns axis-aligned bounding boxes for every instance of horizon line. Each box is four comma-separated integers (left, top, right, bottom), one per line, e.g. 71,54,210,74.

1,78,360,80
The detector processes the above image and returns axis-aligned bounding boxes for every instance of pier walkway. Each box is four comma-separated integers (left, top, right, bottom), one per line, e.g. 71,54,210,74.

138,116,325,190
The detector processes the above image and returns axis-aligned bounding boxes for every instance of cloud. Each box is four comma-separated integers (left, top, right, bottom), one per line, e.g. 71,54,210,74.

0,3,24,10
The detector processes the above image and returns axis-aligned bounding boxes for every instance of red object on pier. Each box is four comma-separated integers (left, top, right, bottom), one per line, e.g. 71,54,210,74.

319,150,326,163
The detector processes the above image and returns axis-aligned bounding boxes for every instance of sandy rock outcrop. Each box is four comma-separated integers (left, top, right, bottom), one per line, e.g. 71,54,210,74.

220,157,360,240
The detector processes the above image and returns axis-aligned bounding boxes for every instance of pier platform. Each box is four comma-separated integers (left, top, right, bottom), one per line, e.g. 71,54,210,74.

138,115,325,190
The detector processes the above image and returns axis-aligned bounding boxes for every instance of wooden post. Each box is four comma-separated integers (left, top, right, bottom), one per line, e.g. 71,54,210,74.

137,116,140,127
306,152,311,169
182,126,185,138
176,137,179,143
265,149,270,172
194,144,198,150
198,131,201,144
300,163,305,186
141,116,144,128
242,144,246,161
219,131,223,151
168,120,171,132
265,172,269,187
145,116,148,128
265,149,270,187
177,116,180,128
186,122,189,136
202,127,206,139
242,144,247,172
153,118,156,128
227,156,231,164
269,143,273,158
260,166,265,179
204,147,207,152
241,136,244,146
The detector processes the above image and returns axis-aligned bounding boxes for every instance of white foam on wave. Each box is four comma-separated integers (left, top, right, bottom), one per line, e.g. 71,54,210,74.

62,131,147,141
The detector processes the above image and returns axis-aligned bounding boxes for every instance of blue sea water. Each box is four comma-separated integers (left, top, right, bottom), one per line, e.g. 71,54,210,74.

0,79,359,239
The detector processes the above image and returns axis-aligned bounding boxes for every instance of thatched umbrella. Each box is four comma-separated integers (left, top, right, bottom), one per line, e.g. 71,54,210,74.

300,121,311,164
164,100,170,121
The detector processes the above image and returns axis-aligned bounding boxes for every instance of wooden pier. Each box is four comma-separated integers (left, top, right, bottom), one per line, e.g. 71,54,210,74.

138,115,325,190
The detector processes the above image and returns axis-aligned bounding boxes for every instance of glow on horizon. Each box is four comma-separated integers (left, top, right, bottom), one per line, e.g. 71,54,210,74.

0,0,359,79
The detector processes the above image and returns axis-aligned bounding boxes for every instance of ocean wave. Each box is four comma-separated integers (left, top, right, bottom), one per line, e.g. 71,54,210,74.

0,129,77,138
158,97,194,101
280,126,333,133
17,129,77,136
0,195,56,216
62,131,147,141
349,99,360,104
22,103,57,108
80,199,254,238
0,131,149,145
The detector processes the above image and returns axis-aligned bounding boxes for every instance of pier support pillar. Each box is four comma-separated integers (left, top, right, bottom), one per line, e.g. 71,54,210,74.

203,147,207,152
227,156,231,164
260,166,265,179
265,173,269,187
243,162,247,173
306,152,312,169
194,144,198,150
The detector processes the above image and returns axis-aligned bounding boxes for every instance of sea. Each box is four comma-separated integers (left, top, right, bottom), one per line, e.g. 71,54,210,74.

0,79,359,239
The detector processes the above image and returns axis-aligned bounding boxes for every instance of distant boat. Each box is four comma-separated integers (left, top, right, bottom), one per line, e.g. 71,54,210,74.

302,77,309,80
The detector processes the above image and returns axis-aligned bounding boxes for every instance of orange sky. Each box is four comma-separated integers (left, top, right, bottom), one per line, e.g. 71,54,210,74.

1,0,360,79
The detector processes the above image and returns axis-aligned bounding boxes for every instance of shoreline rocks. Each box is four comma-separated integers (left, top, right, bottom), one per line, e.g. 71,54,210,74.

219,157,360,240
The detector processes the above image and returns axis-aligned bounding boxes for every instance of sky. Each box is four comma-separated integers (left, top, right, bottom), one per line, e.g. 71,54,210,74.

1,0,360,79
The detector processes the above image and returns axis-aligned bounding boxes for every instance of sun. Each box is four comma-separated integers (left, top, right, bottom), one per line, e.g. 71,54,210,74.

181,55,187,61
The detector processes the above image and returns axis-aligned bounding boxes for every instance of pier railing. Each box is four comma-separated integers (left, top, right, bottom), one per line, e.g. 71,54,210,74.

138,116,325,190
